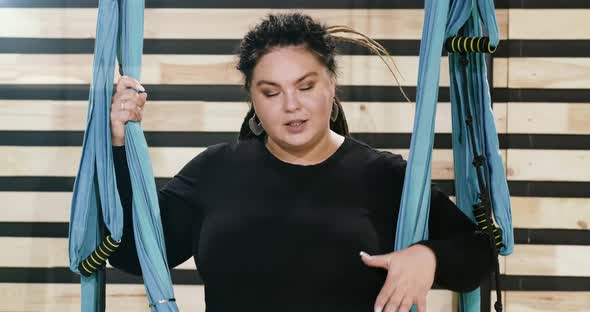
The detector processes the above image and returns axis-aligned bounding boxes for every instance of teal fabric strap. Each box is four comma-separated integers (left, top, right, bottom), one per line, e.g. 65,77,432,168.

68,0,179,311
394,1,513,311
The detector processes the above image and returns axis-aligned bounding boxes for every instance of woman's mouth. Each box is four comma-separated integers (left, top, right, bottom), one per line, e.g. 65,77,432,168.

285,120,307,133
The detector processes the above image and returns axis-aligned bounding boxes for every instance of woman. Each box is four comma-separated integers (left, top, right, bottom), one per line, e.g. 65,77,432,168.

109,12,494,312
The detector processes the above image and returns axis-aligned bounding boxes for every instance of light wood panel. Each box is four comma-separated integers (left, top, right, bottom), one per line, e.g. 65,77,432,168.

0,237,195,270
510,197,590,230
0,8,509,40
0,192,72,222
509,9,590,39
508,58,590,89
505,291,590,312
0,146,205,177
506,149,590,182
506,245,590,277
0,54,509,87
507,103,590,135
0,100,508,133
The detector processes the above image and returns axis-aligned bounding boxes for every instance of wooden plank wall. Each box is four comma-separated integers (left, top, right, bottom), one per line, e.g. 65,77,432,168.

1,0,589,311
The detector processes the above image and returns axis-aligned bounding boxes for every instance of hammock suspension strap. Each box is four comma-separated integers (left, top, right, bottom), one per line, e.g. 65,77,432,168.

452,40,504,312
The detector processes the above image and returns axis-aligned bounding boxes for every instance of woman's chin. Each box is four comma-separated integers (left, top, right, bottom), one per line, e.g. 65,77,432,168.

275,129,315,148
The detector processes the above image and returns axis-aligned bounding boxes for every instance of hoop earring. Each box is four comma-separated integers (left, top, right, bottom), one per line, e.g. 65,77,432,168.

330,99,339,122
249,113,265,136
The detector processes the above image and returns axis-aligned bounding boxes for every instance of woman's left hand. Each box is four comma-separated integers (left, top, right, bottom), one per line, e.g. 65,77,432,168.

360,244,436,312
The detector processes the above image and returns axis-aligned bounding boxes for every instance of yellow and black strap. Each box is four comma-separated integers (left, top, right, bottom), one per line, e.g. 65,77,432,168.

473,205,504,252
78,235,120,277
445,36,497,54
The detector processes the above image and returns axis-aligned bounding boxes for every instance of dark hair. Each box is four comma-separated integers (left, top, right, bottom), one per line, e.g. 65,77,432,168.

236,12,408,141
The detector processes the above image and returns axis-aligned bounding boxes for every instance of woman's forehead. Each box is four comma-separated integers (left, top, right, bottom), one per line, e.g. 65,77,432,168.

252,47,327,84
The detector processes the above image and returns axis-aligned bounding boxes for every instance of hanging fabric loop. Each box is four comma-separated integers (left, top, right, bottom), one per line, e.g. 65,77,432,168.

68,0,180,311
394,0,513,311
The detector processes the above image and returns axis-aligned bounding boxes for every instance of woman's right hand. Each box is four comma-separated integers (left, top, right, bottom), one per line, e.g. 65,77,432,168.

110,76,148,146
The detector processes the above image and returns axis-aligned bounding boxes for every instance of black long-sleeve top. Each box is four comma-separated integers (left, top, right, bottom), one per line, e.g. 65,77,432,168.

108,135,494,311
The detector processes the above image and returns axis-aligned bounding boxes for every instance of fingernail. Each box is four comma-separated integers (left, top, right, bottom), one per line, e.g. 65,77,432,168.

360,251,370,258
374,306,382,312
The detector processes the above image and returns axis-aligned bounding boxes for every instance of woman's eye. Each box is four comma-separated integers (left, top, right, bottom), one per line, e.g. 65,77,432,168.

300,85,313,91
265,93,279,97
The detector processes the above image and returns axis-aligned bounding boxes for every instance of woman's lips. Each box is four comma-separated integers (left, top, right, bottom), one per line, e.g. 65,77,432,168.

285,120,307,133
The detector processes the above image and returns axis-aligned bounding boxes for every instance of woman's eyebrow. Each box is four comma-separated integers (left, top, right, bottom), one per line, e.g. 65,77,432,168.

255,72,318,87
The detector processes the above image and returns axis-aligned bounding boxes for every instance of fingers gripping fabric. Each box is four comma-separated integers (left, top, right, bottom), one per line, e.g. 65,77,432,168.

68,0,179,311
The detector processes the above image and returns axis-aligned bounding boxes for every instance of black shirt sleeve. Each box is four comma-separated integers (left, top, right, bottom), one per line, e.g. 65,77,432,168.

108,145,204,276
382,151,495,293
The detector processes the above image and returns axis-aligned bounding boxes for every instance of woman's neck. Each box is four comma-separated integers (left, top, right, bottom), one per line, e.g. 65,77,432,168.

264,130,344,166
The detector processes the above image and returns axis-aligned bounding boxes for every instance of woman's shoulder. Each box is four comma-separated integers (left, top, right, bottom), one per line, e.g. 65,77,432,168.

192,137,261,165
345,136,406,173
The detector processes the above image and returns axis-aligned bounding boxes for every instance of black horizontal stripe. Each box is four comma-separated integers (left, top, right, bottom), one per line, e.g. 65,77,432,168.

0,0,426,8
2,38,590,58
0,267,202,285
496,275,590,291
504,40,590,58
499,0,590,9
494,88,590,103
1,131,589,150
514,229,590,246
0,84,420,102
508,181,590,198
2,0,589,9
2,84,590,103
0,38,422,56
0,222,68,238
5,222,590,246
1,176,588,197
0,267,588,291
503,134,590,150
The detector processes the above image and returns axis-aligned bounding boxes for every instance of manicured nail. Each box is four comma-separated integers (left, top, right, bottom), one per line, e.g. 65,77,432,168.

360,251,370,258
374,306,382,312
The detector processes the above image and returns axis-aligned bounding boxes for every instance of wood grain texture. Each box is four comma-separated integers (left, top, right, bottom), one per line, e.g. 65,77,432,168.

506,103,590,135
510,197,590,230
506,149,590,182
508,58,590,89
506,245,590,277
504,291,590,312
0,8,508,40
509,9,590,39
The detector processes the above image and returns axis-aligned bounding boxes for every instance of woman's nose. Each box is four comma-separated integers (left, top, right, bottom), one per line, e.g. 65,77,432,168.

283,92,300,112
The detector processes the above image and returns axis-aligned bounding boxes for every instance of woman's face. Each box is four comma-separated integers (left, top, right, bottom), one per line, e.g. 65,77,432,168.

249,44,336,150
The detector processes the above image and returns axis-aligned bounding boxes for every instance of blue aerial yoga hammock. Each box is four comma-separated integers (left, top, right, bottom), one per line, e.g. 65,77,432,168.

394,0,514,312
68,0,179,311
